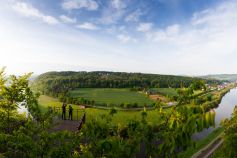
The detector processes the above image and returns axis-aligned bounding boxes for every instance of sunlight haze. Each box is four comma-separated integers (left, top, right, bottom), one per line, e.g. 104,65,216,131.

1,0,237,75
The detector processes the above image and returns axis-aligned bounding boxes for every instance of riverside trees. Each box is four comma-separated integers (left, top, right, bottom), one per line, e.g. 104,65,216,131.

222,107,237,157
79,103,217,157
0,68,218,158
212,106,237,158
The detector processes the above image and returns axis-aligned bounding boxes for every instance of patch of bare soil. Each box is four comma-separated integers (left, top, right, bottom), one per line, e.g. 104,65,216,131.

149,94,168,102
51,119,80,132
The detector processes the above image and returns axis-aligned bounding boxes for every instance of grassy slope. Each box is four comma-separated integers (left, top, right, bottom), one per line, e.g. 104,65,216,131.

69,88,154,106
38,95,161,125
149,88,203,97
149,88,178,97
38,95,85,120
178,128,224,158
210,144,226,158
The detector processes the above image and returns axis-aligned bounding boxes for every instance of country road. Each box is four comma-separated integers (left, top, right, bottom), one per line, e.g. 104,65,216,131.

192,134,223,158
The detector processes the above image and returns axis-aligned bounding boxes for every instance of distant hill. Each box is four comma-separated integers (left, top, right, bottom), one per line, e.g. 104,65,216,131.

200,74,237,82
31,71,222,97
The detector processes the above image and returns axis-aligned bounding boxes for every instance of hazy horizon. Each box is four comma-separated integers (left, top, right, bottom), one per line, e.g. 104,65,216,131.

1,0,237,76
6,69,237,78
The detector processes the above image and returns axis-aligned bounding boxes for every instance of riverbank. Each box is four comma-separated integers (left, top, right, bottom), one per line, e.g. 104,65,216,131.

201,84,236,112
179,85,237,157
178,127,224,158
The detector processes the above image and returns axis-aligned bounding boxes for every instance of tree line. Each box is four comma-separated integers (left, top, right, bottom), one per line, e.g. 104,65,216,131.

58,95,154,108
31,71,222,98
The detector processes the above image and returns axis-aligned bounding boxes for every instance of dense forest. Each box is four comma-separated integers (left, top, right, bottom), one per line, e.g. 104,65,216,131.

31,71,222,97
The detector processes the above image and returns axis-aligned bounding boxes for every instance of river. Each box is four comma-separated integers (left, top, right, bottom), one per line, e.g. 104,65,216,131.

17,102,30,117
193,87,237,140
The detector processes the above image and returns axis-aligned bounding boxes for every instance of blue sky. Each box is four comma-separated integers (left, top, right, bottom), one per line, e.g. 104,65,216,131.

0,0,237,75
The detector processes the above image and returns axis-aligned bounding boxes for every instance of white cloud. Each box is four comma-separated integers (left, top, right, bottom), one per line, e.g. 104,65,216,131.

62,0,98,11
99,0,127,24
77,22,98,30
4,0,237,75
100,10,125,24
191,2,237,29
146,24,180,42
137,23,153,32
12,2,58,24
143,0,237,74
111,0,126,10
125,9,143,22
117,34,136,43
166,24,180,36
105,25,126,35
60,15,77,23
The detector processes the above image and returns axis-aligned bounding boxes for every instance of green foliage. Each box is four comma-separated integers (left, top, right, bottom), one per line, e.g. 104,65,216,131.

190,80,206,91
0,68,80,158
178,127,224,158
109,108,117,116
176,88,194,105
206,94,213,101
217,106,237,158
31,71,220,98
78,104,215,157
0,68,223,157
0,67,34,133
211,107,237,158
149,88,178,97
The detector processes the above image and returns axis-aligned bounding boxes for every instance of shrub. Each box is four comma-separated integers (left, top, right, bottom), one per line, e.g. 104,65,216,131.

120,103,124,107
132,103,138,108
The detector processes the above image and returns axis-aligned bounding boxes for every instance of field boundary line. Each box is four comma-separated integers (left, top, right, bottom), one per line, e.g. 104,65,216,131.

85,105,156,111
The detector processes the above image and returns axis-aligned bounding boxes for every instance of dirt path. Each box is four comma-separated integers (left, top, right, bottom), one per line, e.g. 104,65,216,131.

192,134,223,158
51,113,86,132
52,119,80,132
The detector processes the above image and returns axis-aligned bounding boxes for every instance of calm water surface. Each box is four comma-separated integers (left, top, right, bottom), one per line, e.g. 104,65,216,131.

193,88,237,140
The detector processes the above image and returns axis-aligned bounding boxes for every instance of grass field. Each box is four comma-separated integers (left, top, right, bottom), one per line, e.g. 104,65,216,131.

69,88,154,106
38,95,161,125
38,95,85,120
149,88,178,97
149,88,204,98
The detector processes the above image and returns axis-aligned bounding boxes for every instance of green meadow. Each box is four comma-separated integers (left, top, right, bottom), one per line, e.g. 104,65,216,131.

38,95,161,125
149,88,178,96
69,88,154,106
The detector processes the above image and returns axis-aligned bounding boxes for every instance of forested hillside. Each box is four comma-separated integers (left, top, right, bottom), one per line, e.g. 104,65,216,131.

31,71,221,97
